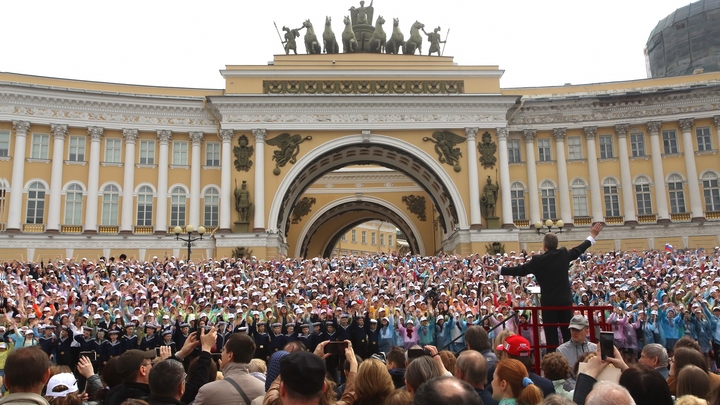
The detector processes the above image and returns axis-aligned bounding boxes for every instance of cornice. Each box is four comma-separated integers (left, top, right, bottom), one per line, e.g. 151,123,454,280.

315,172,412,183
220,69,505,79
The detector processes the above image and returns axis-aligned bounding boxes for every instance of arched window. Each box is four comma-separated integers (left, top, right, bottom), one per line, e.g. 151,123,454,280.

603,178,620,217
510,182,525,220
64,184,84,225
170,187,186,227
667,174,686,214
203,187,219,227
540,180,557,220
136,186,153,226
702,172,720,212
571,179,588,217
101,185,120,226
634,176,653,215
26,182,46,224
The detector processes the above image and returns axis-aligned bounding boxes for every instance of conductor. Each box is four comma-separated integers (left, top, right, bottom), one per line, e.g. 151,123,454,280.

486,222,602,352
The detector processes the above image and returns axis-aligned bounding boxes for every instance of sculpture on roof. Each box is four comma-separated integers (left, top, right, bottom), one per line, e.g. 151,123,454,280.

368,16,386,53
323,16,339,54
281,25,303,55
403,21,424,55
349,0,374,26
342,16,359,53
302,20,322,54
385,18,405,54
422,26,446,56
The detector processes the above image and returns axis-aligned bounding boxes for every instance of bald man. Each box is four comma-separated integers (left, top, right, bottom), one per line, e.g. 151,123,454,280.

455,351,498,405
586,381,636,405
412,376,482,405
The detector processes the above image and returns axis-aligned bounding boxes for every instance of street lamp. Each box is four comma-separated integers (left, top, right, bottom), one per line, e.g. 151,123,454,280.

172,225,206,262
535,219,564,235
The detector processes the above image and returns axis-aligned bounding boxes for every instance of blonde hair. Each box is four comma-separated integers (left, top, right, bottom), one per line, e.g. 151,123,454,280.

356,359,395,403
382,389,412,405
494,330,516,359
438,350,457,375
248,358,267,374
676,395,710,405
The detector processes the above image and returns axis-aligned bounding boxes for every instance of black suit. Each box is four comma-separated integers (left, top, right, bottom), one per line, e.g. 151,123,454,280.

500,238,592,351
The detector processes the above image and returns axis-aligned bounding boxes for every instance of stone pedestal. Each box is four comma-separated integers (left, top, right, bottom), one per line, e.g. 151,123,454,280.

485,217,500,229
233,221,249,233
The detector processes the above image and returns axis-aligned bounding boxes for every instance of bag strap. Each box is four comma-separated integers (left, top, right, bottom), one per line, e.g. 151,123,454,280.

224,377,251,405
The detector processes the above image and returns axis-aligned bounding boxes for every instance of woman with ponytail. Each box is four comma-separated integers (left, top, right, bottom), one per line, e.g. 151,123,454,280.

491,358,544,405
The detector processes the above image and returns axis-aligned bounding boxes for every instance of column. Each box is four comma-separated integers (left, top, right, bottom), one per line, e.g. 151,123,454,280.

647,121,669,223
584,126,604,223
615,124,637,225
252,129,266,232
523,129,540,224
46,124,68,232
189,131,204,227
6,120,30,231
120,129,138,233
219,129,234,231
553,128,572,225
155,130,172,234
465,127,481,228
679,118,704,221
714,116,720,154
497,127,514,228
84,126,104,232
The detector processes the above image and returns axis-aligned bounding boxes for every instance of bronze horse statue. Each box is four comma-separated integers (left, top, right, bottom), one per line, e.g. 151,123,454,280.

323,16,339,54
403,21,424,55
303,19,321,54
369,15,386,53
342,15,359,53
385,18,404,54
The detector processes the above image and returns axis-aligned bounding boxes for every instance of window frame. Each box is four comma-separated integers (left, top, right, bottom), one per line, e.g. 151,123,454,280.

510,182,526,221
537,138,551,162
169,187,187,227
104,138,123,163
667,175,686,214
696,127,712,152
567,136,582,160
139,140,156,165
507,139,521,163
0,130,10,157
630,133,645,157
136,186,154,226
26,182,46,224
31,133,50,160
634,177,653,216
702,172,720,212
662,130,679,155
571,179,588,217
172,141,189,166
540,181,557,220
205,142,221,167
203,187,219,227
603,179,621,217
101,185,120,226
64,184,84,225
68,136,86,162
599,135,614,159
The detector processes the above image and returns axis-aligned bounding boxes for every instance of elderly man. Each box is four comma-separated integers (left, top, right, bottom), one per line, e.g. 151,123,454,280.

556,315,598,368
638,343,669,379
586,381,636,405
413,376,482,405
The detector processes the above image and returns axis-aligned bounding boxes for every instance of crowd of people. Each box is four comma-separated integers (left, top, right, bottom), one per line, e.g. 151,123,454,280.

1,227,720,405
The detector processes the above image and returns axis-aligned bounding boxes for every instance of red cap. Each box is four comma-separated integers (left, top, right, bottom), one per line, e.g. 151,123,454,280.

496,335,532,357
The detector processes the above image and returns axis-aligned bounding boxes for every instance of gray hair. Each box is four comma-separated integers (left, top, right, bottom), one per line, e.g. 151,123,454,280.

540,394,577,405
642,343,669,367
586,381,636,405
149,359,185,398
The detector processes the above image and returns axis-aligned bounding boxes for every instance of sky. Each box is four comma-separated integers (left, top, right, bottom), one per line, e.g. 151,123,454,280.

0,0,695,90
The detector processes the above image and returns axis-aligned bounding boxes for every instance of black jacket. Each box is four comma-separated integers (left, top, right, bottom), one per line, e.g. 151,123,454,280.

148,396,185,405
500,239,592,306
105,382,151,405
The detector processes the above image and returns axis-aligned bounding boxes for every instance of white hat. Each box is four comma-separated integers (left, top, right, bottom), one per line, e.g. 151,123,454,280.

46,372,78,398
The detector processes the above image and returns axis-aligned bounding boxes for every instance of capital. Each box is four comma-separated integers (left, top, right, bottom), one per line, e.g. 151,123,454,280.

615,124,629,138
714,115,720,127
464,127,479,141
646,121,662,134
251,128,266,142
583,126,597,140
523,129,537,143
12,120,30,136
495,127,508,141
88,126,104,141
679,118,695,132
220,129,235,142
51,124,68,140
189,131,204,144
122,129,139,143
157,130,173,143
552,128,566,141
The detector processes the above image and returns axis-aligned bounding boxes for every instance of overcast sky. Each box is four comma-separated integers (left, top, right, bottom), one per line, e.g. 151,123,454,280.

0,0,693,89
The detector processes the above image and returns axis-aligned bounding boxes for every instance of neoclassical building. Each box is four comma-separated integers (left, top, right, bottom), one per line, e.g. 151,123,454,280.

1,32,720,261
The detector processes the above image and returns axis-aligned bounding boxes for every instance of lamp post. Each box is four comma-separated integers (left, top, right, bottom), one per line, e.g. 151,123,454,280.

172,225,206,261
534,219,564,235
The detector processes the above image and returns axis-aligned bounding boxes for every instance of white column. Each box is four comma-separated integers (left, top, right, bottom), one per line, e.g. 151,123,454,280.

189,132,204,227
252,129,267,232
615,124,637,224
46,124,68,231
679,118,704,221
523,129,540,224
465,127,481,227
155,130,172,233
219,129,234,231
553,128,572,225
584,126,604,223
647,121,669,223
7,121,30,231
496,127,514,227
714,116,720,154
84,126,103,232
120,129,138,233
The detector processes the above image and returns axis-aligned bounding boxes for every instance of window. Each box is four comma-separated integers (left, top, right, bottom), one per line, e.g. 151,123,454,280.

64,184,83,225
388,235,393,247
668,174,686,214
170,187,186,227
206,142,220,167
139,140,155,165
105,138,122,163
634,176,653,215
370,232,376,245
68,136,85,162
26,182,46,224
341,233,347,242
101,185,120,226
696,127,712,152
568,136,582,160
351,230,357,243
510,182,526,221
603,178,621,217
0,130,9,157
702,172,720,212
540,180,557,219
508,140,521,163
599,135,614,158
173,141,188,165
136,186,153,226
538,139,551,161
571,179,588,217
663,130,678,154
203,187,219,227
631,133,645,157
31,133,50,159
361,231,367,244
380,234,385,246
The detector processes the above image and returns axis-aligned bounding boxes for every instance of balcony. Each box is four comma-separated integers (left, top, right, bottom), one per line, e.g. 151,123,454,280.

670,213,691,222
133,226,154,234
574,217,592,226
637,214,657,224
60,225,83,234
513,219,530,228
98,225,119,234
707,211,720,220
23,224,45,233
604,216,624,225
